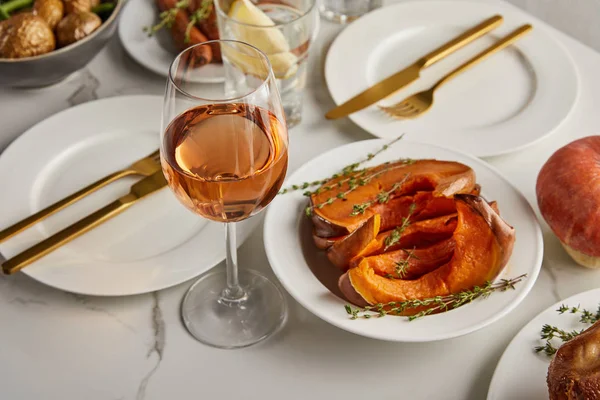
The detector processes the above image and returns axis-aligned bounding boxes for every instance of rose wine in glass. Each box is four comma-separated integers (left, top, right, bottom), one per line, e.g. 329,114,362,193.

161,41,289,348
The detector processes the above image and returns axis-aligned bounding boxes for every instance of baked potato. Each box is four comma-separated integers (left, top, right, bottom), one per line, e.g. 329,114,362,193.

0,13,55,58
33,0,64,29
55,10,100,47
63,0,91,14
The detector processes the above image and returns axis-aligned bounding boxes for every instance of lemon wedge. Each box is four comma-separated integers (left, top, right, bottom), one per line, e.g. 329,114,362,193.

226,0,298,79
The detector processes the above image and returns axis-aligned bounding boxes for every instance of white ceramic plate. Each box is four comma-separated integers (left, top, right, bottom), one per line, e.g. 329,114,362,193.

118,0,225,82
0,95,257,296
264,139,543,342
487,288,600,400
325,0,579,157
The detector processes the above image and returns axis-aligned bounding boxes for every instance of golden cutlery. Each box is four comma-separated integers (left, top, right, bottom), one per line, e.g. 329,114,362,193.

379,24,533,120
1,170,168,275
325,15,504,120
0,149,161,244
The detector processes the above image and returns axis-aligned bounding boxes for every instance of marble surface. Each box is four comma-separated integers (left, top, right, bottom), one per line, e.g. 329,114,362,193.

1,0,600,399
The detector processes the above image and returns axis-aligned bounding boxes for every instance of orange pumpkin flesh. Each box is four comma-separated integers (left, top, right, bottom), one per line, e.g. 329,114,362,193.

339,195,515,314
327,214,458,270
369,214,458,256
311,160,476,237
355,238,455,280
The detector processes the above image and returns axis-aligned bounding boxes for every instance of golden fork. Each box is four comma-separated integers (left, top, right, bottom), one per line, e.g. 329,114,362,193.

380,24,533,120
2,171,168,275
0,149,161,244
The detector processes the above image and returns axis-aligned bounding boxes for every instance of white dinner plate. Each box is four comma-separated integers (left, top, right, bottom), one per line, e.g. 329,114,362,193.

325,0,579,157
488,288,600,399
0,95,257,296
118,0,225,82
264,139,543,342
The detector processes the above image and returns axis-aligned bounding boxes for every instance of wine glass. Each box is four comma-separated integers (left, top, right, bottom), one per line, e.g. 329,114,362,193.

160,40,289,349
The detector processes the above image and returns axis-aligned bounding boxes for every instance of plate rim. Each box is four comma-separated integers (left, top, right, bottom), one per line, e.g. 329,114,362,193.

0,94,256,296
264,138,543,342
486,287,600,399
324,0,580,157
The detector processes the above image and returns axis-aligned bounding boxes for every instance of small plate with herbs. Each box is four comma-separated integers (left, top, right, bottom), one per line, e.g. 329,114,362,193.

118,0,224,82
264,138,543,342
488,289,600,400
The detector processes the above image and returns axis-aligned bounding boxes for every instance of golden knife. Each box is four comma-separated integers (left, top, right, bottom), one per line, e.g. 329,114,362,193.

2,171,168,275
325,15,504,120
0,149,161,244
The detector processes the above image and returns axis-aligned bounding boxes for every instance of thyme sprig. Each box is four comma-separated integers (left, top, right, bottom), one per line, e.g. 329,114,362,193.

350,174,410,217
278,134,407,195
394,248,418,279
345,274,527,321
534,303,600,356
383,203,416,250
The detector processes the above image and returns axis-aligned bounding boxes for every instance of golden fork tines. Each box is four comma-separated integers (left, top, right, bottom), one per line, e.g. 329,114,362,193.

0,149,161,244
1,171,168,275
380,24,533,120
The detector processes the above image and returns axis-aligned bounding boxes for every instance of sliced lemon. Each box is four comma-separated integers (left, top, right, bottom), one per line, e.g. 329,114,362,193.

226,0,298,79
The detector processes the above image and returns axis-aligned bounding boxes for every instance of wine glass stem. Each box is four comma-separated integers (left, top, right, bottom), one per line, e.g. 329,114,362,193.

221,222,246,301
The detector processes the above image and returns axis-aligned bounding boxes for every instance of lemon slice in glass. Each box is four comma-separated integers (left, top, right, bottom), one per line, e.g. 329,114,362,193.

226,0,298,79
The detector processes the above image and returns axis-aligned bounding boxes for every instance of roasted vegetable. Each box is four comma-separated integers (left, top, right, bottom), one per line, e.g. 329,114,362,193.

0,13,55,58
339,195,515,314
547,320,600,400
329,213,459,270
90,1,114,18
189,0,220,61
310,159,476,238
157,0,211,66
357,238,455,280
56,11,100,47
63,0,90,14
33,0,63,29
327,214,380,270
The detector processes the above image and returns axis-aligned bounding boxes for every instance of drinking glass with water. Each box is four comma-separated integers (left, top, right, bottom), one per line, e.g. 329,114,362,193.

214,0,318,128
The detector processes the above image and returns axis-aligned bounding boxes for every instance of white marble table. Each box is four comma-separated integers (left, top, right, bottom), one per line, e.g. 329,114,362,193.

1,1,600,399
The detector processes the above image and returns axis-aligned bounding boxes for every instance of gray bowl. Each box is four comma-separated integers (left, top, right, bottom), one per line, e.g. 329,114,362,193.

0,0,124,88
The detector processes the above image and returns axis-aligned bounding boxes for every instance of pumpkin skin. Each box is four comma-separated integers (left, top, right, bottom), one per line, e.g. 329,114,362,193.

312,231,342,250
327,214,381,270
338,194,515,314
311,159,476,238
536,136,600,268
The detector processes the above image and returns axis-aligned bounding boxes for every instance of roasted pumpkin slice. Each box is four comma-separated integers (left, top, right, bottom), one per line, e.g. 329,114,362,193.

327,215,381,270
310,159,476,237
369,214,458,256
352,238,455,279
327,213,457,270
339,194,515,314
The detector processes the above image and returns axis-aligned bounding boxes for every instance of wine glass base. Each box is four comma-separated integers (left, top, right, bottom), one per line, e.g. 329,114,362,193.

181,269,288,349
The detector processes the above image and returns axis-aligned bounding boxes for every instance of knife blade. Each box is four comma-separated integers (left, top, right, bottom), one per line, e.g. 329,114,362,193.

325,15,504,120
2,171,168,275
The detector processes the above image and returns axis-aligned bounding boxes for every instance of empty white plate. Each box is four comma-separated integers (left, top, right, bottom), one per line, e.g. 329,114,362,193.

264,138,543,342
325,0,579,157
488,288,600,399
118,0,225,82
0,95,257,296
